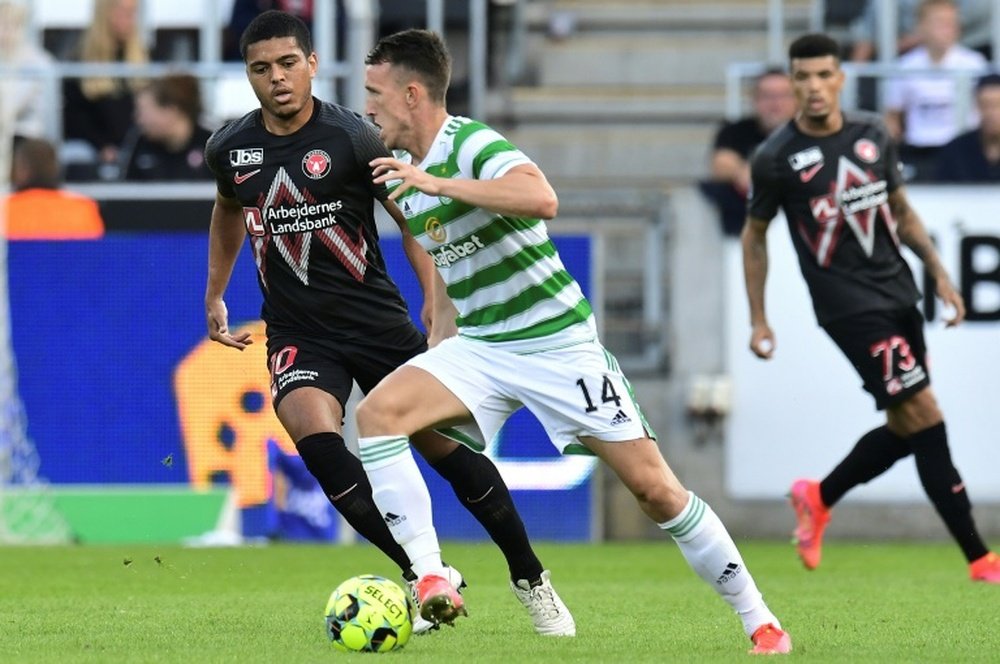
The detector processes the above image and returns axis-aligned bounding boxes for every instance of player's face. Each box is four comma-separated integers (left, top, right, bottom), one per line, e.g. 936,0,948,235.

790,56,843,122
245,37,317,123
364,62,413,151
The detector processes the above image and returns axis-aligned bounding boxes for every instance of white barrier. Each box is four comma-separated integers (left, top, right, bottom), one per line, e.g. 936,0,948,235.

725,185,1000,501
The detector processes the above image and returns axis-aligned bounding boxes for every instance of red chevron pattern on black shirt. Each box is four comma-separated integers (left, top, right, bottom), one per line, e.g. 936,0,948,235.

205,99,412,339
748,111,921,325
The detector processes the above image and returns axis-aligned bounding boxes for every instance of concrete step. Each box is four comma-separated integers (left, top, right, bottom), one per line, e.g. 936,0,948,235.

504,123,715,186
536,33,778,87
505,85,727,123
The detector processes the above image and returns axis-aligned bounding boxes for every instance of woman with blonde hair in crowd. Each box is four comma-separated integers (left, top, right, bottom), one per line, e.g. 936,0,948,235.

63,0,149,178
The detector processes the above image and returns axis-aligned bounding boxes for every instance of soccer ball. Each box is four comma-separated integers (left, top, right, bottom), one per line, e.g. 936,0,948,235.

324,574,412,652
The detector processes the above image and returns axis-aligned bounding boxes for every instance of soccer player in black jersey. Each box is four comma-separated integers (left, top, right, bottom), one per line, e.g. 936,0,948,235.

741,33,999,583
202,9,577,633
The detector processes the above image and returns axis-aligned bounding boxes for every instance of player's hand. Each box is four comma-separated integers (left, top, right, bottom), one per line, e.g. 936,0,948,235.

206,298,253,350
749,322,775,359
935,277,965,327
370,157,441,201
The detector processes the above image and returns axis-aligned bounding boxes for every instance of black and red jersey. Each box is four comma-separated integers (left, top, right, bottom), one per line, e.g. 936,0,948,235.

748,111,921,325
205,98,413,340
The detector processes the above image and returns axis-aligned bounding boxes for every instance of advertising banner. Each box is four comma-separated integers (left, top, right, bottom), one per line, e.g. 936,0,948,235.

11,233,597,540
725,186,1000,501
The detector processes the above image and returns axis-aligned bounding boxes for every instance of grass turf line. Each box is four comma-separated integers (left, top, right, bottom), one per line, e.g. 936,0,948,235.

1,541,997,662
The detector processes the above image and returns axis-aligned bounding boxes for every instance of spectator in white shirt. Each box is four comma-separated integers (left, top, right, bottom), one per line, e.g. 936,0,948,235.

884,0,988,181
0,1,57,143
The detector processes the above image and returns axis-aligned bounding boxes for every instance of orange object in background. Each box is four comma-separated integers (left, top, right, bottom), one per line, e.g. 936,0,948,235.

174,320,296,508
2,189,105,240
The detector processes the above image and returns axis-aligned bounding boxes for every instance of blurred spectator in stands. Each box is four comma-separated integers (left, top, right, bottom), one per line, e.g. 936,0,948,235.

0,2,57,144
119,74,213,181
849,0,993,62
884,0,988,181
701,69,795,236
2,138,105,240
62,0,149,180
935,72,1000,182
223,0,314,61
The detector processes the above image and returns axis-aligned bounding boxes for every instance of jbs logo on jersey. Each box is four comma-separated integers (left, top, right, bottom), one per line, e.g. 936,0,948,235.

788,146,823,171
430,235,486,268
243,207,266,236
229,148,264,167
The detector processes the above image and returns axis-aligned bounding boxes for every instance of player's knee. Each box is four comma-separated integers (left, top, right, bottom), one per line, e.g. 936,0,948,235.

626,474,682,515
889,388,943,436
355,394,395,435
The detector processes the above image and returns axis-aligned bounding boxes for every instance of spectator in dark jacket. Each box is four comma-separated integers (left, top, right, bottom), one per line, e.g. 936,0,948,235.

935,73,1000,182
120,74,214,181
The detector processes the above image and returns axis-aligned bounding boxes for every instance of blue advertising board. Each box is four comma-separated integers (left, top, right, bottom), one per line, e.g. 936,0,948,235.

9,233,596,541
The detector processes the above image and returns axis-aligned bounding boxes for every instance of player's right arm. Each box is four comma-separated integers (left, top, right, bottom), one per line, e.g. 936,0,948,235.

205,191,253,350
741,216,775,359
742,141,782,359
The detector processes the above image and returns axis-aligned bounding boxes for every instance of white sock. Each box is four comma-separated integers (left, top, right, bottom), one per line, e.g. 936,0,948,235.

659,491,779,638
358,435,444,578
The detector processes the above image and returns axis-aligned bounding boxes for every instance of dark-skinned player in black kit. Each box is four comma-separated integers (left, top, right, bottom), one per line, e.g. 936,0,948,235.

203,10,577,633
741,33,999,584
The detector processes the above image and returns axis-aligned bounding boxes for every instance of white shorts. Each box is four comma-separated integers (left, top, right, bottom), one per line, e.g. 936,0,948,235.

407,335,654,455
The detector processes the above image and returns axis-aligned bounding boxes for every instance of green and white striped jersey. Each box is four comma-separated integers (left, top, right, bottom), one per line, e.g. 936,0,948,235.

391,115,596,352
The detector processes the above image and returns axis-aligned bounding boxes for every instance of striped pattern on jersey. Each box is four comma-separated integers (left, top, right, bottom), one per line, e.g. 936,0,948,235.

393,116,593,346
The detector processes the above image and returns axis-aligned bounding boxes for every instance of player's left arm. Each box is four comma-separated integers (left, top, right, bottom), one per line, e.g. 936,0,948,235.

382,198,436,330
372,160,558,220
888,187,965,326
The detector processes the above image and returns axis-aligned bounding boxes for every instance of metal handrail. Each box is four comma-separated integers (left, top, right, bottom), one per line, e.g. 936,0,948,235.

725,60,984,121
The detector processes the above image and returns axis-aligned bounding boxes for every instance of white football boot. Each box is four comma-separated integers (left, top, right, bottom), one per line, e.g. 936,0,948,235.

510,570,576,636
405,565,465,634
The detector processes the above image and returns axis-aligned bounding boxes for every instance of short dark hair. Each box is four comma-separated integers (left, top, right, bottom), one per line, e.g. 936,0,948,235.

239,10,313,61
788,33,841,63
143,74,203,124
976,72,1000,93
365,29,451,105
13,138,61,191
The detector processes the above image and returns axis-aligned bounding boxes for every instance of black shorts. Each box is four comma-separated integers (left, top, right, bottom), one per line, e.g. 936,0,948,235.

822,307,930,410
265,323,427,411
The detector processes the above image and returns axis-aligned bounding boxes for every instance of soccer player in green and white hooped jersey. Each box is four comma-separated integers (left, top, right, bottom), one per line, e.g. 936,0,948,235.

356,29,792,653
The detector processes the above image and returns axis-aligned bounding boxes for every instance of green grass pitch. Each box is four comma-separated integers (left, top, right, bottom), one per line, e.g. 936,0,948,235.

1,541,997,662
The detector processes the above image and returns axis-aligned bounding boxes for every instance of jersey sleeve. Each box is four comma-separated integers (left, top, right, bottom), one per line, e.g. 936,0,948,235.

455,122,532,181
350,117,392,201
747,143,782,222
204,127,237,199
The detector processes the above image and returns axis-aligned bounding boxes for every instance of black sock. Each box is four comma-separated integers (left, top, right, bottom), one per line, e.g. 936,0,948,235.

820,425,912,507
432,444,543,582
295,432,411,572
908,423,989,563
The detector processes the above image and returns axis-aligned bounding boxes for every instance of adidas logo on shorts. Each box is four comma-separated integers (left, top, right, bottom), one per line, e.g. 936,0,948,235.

609,409,632,426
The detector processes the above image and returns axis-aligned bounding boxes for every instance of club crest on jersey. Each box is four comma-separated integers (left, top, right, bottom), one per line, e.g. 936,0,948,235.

854,139,879,163
302,149,331,179
425,217,446,242
230,148,263,167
